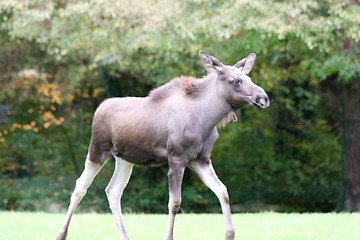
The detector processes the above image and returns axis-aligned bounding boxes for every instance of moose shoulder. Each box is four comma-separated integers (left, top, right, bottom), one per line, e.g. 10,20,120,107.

56,50,269,240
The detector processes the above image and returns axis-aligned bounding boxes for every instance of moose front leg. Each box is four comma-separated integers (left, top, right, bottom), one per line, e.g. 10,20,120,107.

164,156,186,240
188,159,235,240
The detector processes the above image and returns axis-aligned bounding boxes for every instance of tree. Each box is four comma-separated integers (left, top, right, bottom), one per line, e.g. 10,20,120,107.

233,0,360,211
342,37,360,211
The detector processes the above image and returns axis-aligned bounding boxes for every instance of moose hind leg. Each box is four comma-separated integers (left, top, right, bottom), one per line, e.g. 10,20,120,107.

56,155,106,240
165,159,186,240
105,157,134,240
189,159,235,240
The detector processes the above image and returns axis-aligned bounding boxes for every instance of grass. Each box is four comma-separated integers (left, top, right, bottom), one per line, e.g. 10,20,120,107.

0,211,360,240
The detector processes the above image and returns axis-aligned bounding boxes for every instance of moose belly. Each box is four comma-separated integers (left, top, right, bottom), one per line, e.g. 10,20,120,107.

112,140,205,166
113,143,168,166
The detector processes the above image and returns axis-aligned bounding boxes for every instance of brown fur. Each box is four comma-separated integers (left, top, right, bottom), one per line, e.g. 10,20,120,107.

181,76,202,96
148,75,204,101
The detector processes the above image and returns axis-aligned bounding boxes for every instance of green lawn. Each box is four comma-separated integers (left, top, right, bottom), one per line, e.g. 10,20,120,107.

0,212,359,240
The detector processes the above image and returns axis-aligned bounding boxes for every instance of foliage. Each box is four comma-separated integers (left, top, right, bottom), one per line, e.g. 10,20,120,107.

1,0,357,213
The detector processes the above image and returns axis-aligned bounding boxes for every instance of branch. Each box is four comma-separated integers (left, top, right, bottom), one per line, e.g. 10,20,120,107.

61,125,81,175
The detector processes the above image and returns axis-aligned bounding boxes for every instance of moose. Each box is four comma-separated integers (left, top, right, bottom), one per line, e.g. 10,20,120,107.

56,50,269,240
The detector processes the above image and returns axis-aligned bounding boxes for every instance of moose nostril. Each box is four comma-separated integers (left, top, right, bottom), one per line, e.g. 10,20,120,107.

263,97,270,107
254,92,270,108
256,97,264,106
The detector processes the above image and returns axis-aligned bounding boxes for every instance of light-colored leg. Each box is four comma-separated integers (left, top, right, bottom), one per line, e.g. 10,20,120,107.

164,159,186,240
105,157,134,240
56,155,106,240
188,159,235,240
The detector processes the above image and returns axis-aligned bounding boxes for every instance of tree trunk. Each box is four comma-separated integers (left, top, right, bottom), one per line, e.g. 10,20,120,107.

342,75,360,211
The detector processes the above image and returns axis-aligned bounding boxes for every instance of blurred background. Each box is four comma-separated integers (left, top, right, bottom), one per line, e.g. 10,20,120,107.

0,0,359,213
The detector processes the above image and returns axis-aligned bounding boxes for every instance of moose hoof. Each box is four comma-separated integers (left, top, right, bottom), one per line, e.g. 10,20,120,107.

226,229,235,240
56,229,68,240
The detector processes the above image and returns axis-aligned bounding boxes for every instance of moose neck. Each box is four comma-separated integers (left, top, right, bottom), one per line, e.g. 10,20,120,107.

190,73,233,131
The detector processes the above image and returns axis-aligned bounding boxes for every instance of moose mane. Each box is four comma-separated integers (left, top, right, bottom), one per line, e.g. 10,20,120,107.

148,75,204,101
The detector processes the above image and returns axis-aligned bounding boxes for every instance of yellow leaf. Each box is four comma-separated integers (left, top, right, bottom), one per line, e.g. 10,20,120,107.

51,95,63,104
68,94,75,103
56,117,65,125
93,87,104,97
146,41,154,48
23,124,32,131
42,111,55,121
11,123,21,130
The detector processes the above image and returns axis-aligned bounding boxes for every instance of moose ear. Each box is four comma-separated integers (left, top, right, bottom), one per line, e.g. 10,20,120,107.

234,53,256,74
199,50,223,73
